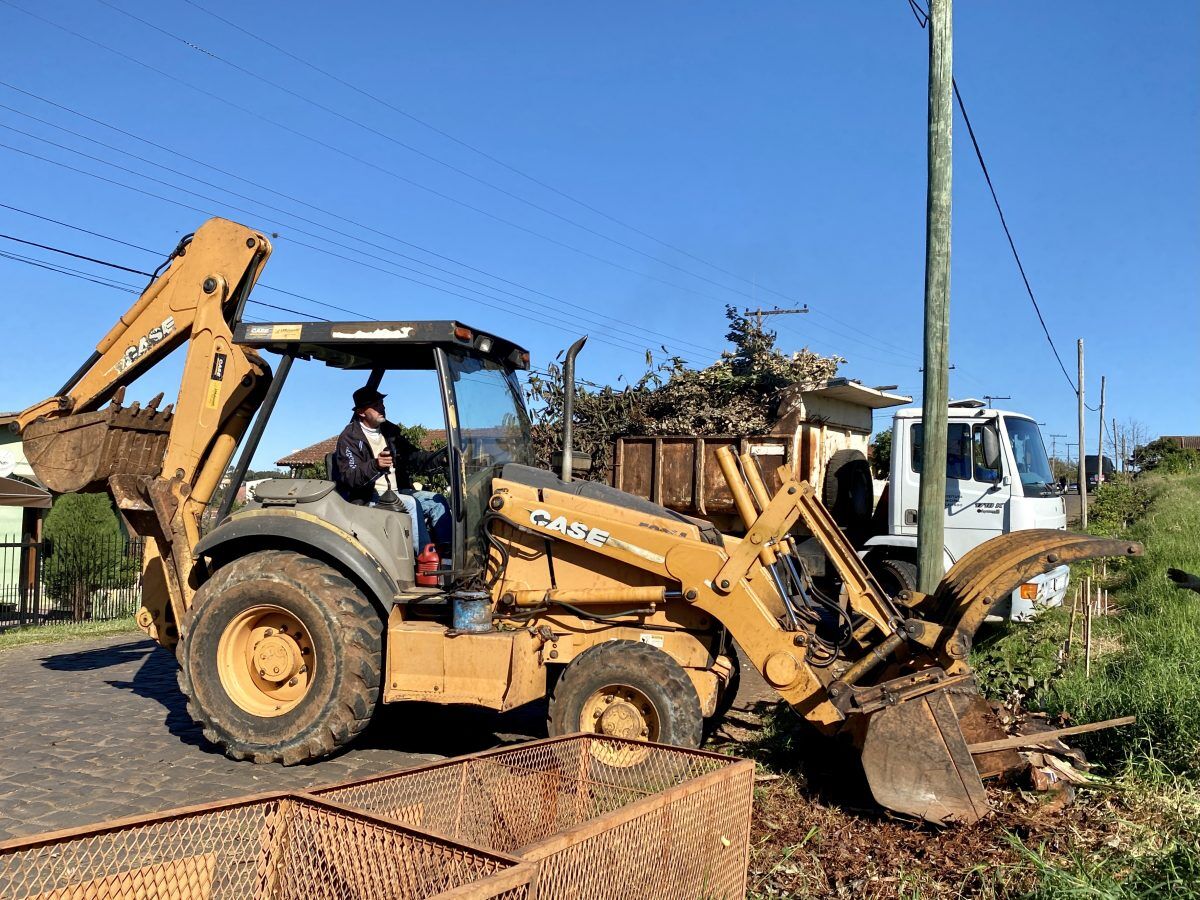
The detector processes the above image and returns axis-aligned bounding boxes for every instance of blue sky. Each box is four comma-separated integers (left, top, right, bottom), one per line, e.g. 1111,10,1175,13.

1,1,1196,469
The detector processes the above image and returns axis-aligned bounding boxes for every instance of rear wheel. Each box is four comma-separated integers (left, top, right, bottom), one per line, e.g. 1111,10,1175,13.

869,555,919,599
178,550,382,764
547,641,703,754
823,449,874,544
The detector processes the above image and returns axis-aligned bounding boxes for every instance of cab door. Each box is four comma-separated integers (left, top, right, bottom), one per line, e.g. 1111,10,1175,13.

942,422,1008,558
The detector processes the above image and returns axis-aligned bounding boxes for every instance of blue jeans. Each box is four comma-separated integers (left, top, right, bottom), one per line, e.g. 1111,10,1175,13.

395,490,451,551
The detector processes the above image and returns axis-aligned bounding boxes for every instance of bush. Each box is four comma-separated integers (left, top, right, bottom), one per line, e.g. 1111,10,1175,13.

42,494,139,621
527,306,841,480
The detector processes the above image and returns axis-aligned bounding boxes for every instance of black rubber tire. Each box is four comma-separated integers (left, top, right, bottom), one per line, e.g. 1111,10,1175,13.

870,555,919,599
547,640,704,750
823,449,874,542
177,549,382,765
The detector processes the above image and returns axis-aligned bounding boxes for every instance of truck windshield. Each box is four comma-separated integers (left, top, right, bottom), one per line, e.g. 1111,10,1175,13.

1003,417,1055,497
445,353,534,572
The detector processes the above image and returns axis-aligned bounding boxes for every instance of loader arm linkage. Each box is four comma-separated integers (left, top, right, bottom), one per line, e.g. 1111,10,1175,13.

11,218,274,645
489,446,1142,824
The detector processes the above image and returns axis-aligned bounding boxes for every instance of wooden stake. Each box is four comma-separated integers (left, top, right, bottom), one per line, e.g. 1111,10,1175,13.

967,716,1136,754
1066,583,1079,657
1085,582,1093,678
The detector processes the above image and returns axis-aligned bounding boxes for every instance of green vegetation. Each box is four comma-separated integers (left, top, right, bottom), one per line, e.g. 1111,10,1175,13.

1133,437,1200,475
0,616,137,653
42,493,139,620
736,471,1200,897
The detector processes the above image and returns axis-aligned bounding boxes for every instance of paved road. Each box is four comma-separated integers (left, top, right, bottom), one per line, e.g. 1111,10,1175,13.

0,633,541,841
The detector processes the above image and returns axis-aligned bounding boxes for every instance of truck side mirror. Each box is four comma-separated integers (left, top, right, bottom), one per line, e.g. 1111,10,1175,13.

981,427,1002,472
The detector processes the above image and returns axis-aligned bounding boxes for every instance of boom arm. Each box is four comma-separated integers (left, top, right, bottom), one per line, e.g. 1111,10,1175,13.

12,218,274,645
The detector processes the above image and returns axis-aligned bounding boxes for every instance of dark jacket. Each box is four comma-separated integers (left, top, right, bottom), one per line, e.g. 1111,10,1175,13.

333,419,444,505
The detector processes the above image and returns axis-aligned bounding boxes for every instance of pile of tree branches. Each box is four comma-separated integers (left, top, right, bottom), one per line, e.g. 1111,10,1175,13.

527,306,842,481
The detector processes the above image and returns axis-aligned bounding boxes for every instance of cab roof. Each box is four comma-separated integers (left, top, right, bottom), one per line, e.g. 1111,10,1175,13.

233,320,530,371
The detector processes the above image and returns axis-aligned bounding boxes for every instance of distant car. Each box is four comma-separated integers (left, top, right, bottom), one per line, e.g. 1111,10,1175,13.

1067,482,1080,494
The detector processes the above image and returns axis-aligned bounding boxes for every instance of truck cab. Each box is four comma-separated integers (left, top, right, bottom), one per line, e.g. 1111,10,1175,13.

865,401,1069,620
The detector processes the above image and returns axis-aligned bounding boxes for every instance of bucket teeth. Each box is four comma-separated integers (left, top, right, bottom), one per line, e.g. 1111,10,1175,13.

22,398,173,494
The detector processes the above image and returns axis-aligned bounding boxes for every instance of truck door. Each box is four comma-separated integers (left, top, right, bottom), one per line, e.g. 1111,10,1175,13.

943,422,1008,556
905,421,1008,562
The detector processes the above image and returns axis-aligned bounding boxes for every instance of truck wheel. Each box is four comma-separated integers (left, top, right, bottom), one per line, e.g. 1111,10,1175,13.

177,549,382,765
547,641,703,752
823,449,873,543
870,556,918,598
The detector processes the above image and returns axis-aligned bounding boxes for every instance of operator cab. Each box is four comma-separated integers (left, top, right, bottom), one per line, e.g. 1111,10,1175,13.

231,320,534,587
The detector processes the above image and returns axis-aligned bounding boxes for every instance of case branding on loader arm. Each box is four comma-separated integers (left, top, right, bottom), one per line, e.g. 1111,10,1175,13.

529,508,610,547
114,316,175,374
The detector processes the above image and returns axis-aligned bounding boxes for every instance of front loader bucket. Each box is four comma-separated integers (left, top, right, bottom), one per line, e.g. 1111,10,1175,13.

860,687,989,825
22,398,173,494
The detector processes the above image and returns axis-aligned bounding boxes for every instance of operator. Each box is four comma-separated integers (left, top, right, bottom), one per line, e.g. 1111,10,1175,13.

334,386,451,554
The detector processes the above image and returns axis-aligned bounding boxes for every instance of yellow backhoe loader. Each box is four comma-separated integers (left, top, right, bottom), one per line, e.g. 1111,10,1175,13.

8,218,1140,825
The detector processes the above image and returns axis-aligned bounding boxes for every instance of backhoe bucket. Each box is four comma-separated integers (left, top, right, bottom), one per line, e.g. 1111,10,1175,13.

859,688,989,825
22,399,172,494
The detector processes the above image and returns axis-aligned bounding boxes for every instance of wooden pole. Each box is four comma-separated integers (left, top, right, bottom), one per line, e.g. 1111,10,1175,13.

917,0,953,594
1085,580,1093,678
1096,375,1106,488
1112,416,1118,474
967,716,1136,754
1066,583,1079,657
1077,340,1087,529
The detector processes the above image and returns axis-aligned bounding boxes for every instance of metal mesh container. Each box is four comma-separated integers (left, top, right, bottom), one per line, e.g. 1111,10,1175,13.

0,793,532,900
314,735,755,899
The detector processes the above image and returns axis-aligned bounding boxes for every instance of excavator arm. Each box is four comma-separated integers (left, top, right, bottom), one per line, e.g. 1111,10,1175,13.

12,218,274,645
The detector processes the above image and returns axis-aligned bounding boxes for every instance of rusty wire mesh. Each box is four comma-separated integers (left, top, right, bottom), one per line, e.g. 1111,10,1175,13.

313,735,755,899
0,793,531,900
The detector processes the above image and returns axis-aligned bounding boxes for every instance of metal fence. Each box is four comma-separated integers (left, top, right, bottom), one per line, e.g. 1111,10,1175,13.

0,534,144,631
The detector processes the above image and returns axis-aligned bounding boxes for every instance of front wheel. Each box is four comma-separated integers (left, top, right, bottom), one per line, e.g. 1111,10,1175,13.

178,550,382,764
547,640,703,752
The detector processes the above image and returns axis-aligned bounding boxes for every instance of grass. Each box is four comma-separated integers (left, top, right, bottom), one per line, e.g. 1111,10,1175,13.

0,616,138,653
730,471,1200,898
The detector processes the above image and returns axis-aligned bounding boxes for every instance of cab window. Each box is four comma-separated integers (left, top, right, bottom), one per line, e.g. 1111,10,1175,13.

910,423,972,480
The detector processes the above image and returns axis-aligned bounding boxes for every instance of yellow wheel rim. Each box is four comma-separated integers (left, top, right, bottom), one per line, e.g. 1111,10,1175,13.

217,605,315,718
580,685,658,766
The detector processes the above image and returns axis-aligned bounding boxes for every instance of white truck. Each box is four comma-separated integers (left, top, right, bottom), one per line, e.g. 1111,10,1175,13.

864,399,1069,621
612,384,1068,621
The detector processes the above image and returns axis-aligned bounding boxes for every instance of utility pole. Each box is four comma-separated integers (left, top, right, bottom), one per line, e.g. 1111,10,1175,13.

1111,416,1118,474
917,0,953,594
743,305,808,331
983,395,1010,408
1077,340,1087,529
1049,433,1067,463
1096,375,1106,487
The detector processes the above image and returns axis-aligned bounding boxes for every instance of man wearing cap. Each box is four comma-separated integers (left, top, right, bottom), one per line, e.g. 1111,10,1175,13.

334,386,450,553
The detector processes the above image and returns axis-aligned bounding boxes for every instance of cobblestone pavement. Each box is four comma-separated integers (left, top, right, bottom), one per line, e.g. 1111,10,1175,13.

0,632,540,841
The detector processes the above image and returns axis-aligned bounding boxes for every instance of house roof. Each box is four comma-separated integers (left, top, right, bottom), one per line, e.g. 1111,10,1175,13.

276,429,448,467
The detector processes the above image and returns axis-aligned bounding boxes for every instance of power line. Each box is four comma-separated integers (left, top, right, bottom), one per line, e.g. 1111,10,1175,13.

0,136,692,362
903,0,1080,397
178,0,805,307
0,234,332,320
0,82,722,360
93,0,790,309
0,0,776,311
